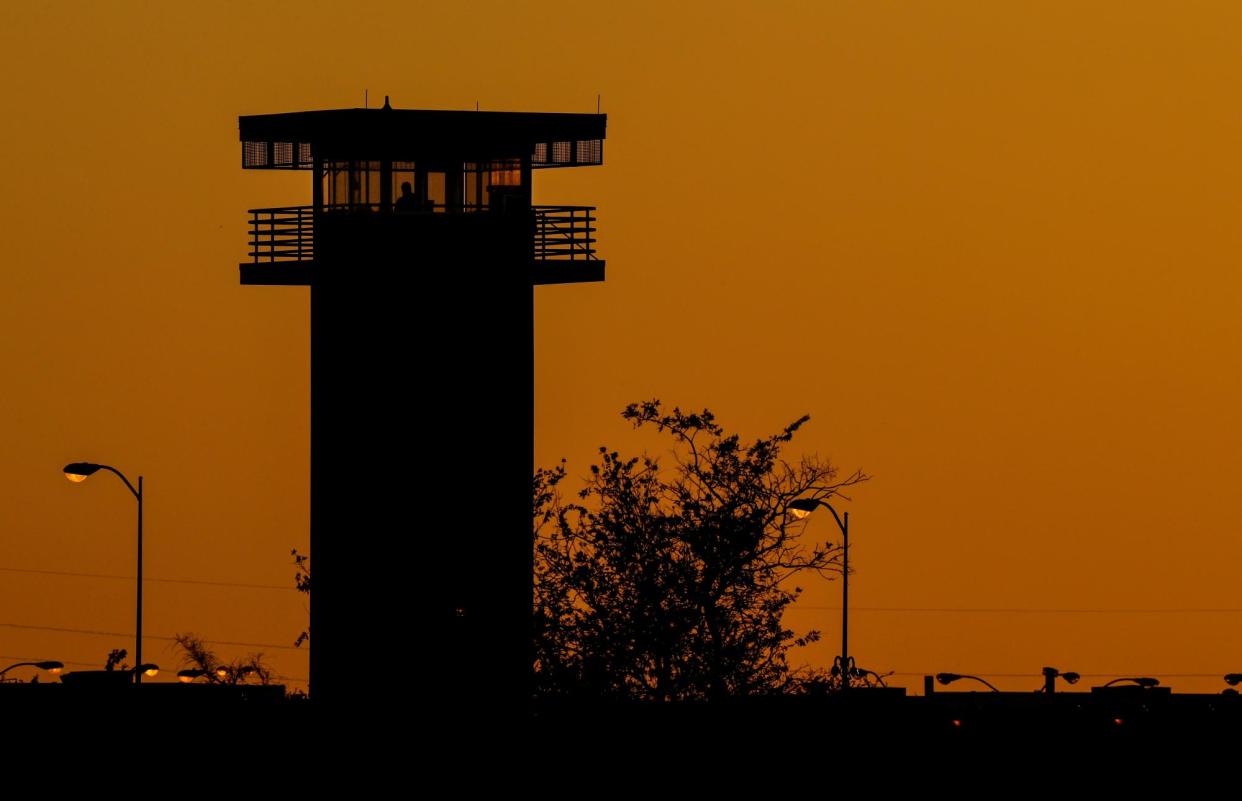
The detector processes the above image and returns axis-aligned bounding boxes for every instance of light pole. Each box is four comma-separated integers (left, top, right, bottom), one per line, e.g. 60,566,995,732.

1101,676,1159,688
1041,666,1080,693
787,496,853,687
0,660,63,681
936,672,1001,693
64,461,144,684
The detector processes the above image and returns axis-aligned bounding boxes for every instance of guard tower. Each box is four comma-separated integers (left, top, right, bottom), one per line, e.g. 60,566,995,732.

237,103,606,713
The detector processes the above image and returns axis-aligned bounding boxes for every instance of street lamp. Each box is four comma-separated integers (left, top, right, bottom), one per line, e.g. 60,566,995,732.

1041,666,1080,693
787,496,854,687
0,660,64,681
936,672,1001,692
64,461,145,684
1101,677,1159,688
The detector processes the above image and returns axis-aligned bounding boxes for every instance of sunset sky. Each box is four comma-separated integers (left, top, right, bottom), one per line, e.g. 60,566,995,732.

3,1,1242,694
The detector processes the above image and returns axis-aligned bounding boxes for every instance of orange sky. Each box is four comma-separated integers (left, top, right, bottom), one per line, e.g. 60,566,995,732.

3,1,1242,694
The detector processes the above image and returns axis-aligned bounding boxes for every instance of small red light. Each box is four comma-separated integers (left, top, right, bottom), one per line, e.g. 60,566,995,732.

952,719,962,728
1113,717,1124,725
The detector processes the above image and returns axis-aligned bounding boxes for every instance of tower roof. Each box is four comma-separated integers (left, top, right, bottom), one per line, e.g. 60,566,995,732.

239,106,606,169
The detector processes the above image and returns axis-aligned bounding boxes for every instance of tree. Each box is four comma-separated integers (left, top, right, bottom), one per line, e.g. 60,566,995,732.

533,400,867,702
172,633,274,685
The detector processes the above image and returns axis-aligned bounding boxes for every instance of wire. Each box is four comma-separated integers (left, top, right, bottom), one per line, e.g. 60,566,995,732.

0,565,294,592
0,622,306,651
890,671,1230,678
787,605,1242,614
0,654,100,669
37,564,1237,614
0,653,309,686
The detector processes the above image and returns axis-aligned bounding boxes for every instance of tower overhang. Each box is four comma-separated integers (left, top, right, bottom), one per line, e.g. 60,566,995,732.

239,108,606,169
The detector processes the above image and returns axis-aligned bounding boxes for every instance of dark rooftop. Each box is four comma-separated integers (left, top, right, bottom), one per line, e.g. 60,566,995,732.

239,106,606,168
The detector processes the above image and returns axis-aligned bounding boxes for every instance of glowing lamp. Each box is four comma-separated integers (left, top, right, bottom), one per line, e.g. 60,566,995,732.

64,462,102,482
0,660,66,680
786,498,819,520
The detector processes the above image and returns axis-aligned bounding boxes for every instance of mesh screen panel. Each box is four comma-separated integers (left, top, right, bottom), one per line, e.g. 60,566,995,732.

242,141,268,167
575,139,602,164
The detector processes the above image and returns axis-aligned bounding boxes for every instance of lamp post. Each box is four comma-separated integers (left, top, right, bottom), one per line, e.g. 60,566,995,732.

1041,666,1080,693
936,672,1001,693
64,461,144,684
1101,677,1159,688
787,496,853,687
0,660,64,681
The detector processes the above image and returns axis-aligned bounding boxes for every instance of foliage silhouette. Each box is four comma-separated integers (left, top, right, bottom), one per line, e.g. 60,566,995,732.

533,400,867,702
103,648,128,672
173,633,274,685
292,548,310,648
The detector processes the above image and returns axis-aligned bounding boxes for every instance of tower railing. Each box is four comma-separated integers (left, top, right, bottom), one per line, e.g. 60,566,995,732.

533,206,598,261
246,204,597,264
248,206,314,263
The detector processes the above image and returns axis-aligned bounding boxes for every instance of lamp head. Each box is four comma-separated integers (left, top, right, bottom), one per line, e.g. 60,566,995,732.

1044,666,1080,685
1225,673,1242,687
1135,677,1159,688
787,498,820,520
936,672,962,686
64,462,102,483
177,669,206,684
136,664,159,677
35,661,63,674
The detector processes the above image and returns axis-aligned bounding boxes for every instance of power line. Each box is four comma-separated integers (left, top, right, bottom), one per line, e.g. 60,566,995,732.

889,671,1231,679
0,565,294,592
17,565,1227,613
0,621,306,651
0,654,101,669
787,605,1242,614
0,654,308,686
